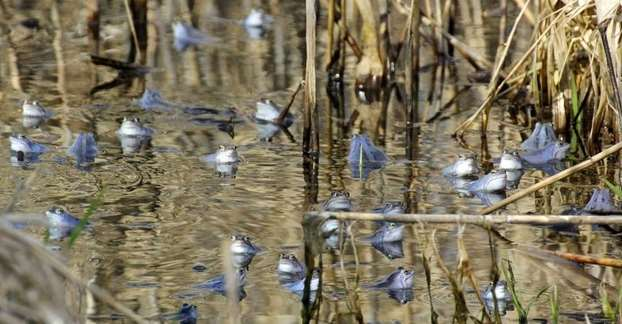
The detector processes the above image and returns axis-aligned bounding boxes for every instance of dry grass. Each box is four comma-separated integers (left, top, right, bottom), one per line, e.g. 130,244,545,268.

0,222,75,323
454,0,622,155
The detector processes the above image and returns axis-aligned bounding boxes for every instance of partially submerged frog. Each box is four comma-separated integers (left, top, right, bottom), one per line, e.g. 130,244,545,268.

364,222,405,243
46,207,82,240
200,145,240,165
482,280,514,316
172,21,211,51
177,303,197,324
519,140,569,165
68,132,98,165
467,170,507,193
472,191,506,207
277,253,305,281
230,235,259,255
482,280,511,301
243,9,273,28
348,134,387,179
388,287,414,304
582,188,621,215
320,191,352,212
119,135,151,155
9,134,48,154
348,134,387,166
116,117,153,138
367,266,414,290
137,89,174,111
194,267,248,296
255,99,294,126
442,154,480,178
22,100,52,117
372,202,405,215
521,122,557,152
498,150,523,170
505,169,524,189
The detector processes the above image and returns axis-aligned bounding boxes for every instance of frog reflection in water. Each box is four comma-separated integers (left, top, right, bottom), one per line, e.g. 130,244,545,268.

176,303,197,324
280,268,320,299
372,201,405,215
467,170,507,193
194,267,248,300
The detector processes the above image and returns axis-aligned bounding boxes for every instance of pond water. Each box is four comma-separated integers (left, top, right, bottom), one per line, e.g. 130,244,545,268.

1,1,620,323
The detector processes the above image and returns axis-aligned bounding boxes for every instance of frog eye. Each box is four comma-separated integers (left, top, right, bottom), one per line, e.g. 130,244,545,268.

133,117,140,122
231,235,237,240
219,145,225,150
344,192,350,198
233,145,237,150
33,101,38,105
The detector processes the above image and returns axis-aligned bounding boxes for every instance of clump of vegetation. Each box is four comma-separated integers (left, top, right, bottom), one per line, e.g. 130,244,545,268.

501,260,549,324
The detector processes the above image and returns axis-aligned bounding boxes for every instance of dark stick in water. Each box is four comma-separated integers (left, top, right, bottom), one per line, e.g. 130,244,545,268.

275,80,304,125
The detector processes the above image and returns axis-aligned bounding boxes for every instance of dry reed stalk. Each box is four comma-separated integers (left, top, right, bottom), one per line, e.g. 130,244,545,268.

481,140,622,214
311,211,622,224
511,0,535,25
276,80,304,125
453,1,585,138
419,13,496,72
303,0,318,156
124,0,141,62
326,0,336,68
456,227,493,323
455,0,531,137
222,240,241,324
430,230,469,322
482,0,509,133
548,250,622,268
0,223,147,323
405,0,421,160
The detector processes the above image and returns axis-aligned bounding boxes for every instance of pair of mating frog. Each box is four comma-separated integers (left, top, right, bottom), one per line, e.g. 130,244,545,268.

443,122,570,196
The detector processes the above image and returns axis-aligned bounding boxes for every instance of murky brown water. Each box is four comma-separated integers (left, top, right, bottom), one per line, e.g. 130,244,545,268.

1,1,621,323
